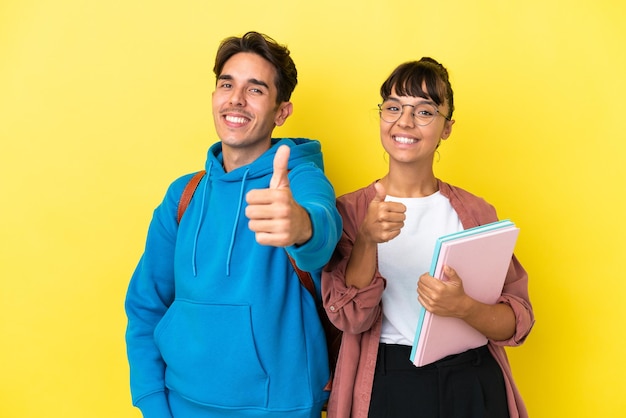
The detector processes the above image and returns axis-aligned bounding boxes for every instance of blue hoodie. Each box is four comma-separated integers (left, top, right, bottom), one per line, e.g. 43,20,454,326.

125,138,342,418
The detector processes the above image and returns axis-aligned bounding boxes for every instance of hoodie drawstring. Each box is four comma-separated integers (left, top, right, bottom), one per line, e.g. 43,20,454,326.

225,168,249,276
189,164,250,277
191,161,212,277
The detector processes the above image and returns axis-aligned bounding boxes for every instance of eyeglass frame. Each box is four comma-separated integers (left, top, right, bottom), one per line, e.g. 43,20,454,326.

377,100,451,126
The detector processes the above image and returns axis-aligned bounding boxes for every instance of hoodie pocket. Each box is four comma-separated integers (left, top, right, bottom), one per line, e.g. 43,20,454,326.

154,300,269,407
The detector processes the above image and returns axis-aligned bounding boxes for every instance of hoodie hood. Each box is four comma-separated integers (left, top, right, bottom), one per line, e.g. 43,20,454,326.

205,137,324,179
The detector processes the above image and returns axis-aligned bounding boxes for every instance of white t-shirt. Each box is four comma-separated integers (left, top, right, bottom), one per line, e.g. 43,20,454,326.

377,191,463,346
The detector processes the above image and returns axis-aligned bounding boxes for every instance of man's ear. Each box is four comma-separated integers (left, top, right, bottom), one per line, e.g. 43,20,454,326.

274,102,293,126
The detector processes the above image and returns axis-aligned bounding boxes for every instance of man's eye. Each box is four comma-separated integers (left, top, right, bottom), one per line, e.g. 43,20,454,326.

386,106,400,112
249,88,263,94
219,83,232,89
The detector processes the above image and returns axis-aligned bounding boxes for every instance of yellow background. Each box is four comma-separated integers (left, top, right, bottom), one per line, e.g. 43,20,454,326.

1,1,625,417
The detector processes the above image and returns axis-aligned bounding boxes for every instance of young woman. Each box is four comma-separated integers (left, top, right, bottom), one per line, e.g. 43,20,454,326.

322,58,534,418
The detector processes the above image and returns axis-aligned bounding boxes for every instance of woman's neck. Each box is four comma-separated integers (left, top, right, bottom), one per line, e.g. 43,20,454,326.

381,165,438,198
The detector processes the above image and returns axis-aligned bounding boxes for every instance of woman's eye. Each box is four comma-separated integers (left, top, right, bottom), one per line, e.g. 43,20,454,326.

417,107,434,116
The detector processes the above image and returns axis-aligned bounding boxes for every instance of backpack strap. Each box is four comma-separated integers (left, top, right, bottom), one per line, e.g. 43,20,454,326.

176,169,315,297
177,170,206,223
287,255,316,299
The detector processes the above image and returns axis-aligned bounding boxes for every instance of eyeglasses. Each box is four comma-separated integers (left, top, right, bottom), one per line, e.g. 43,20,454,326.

378,100,451,126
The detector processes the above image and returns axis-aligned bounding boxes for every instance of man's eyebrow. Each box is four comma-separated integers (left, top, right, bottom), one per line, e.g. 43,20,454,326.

217,74,269,89
248,78,270,89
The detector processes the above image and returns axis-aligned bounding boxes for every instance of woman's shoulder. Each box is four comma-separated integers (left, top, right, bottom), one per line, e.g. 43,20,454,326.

333,181,379,229
439,180,490,203
438,180,499,225
337,181,378,207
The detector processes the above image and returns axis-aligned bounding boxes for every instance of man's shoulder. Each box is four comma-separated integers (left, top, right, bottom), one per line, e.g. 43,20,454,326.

158,171,206,206
274,138,324,171
171,171,204,189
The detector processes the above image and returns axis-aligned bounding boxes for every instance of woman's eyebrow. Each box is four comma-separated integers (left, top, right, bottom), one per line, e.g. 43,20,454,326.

387,96,435,105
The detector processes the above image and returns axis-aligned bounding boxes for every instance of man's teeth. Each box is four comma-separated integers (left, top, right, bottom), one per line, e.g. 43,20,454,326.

225,116,248,124
394,136,416,144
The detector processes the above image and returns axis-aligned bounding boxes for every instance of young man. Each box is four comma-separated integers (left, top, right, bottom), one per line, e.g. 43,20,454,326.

125,31,342,418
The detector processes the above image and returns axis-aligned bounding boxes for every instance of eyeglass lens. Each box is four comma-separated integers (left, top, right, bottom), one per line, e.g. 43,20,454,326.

379,101,440,126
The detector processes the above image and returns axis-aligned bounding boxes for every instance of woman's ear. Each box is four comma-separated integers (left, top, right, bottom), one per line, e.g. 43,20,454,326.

441,118,455,140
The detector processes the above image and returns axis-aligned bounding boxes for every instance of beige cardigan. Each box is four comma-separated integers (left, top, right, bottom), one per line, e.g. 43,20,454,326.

321,180,534,418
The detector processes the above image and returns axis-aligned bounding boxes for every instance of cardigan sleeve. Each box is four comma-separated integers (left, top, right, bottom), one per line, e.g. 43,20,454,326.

440,180,535,347
493,255,535,346
321,183,386,335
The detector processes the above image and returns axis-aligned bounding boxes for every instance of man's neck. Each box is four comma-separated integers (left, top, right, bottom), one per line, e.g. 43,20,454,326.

221,142,271,172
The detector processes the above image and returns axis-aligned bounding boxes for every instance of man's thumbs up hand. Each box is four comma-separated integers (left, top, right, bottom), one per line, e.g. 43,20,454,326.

245,145,312,247
269,145,290,189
